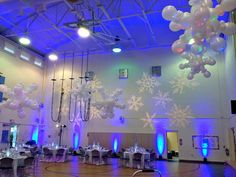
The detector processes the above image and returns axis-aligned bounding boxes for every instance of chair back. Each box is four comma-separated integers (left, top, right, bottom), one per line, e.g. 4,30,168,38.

0,157,13,168
107,150,113,157
24,157,35,167
79,147,85,156
150,152,156,161
133,152,142,161
43,147,52,155
92,149,99,157
56,148,65,156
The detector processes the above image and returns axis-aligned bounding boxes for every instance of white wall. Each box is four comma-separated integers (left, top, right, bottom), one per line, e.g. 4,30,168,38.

43,47,230,162
0,43,44,149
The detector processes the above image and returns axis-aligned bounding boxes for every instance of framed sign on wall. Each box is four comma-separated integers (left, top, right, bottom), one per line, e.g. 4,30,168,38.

119,69,128,79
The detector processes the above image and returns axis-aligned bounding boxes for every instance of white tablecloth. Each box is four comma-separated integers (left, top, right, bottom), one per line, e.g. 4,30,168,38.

0,155,27,177
85,149,109,165
123,151,150,168
42,147,68,162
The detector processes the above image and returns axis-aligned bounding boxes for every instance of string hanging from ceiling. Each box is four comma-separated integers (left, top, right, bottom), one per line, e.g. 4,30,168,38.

78,51,91,121
50,53,66,123
68,52,76,123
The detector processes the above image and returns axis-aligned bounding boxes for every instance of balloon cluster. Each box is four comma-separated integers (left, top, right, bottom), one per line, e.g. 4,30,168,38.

0,83,39,118
92,88,126,119
71,82,93,100
162,0,236,80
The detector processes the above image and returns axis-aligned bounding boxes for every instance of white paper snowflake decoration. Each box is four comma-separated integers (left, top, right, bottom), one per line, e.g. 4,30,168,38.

88,75,102,92
153,90,172,108
136,72,160,94
0,83,39,118
127,95,144,111
162,0,236,79
169,73,199,94
168,104,193,128
93,88,126,119
141,112,159,130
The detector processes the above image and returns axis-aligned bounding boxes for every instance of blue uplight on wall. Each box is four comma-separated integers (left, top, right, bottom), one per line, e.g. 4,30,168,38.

113,138,118,153
32,126,39,144
157,133,165,155
202,139,209,158
73,133,79,149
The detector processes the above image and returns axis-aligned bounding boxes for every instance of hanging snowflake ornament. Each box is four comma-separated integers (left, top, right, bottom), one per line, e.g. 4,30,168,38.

127,95,144,111
169,73,199,94
0,83,39,118
153,90,172,108
88,75,103,92
179,52,216,80
90,106,103,119
92,88,126,119
71,81,94,101
168,104,193,128
162,0,236,79
141,112,159,130
136,72,160,94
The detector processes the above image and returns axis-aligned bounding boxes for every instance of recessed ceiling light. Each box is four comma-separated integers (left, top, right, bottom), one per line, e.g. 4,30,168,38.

48,53,58,61
19,37,31,45
77,27,90,38
112,47,122,53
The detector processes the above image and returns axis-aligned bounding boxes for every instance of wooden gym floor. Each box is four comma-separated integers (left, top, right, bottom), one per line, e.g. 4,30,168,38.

28,157,224,177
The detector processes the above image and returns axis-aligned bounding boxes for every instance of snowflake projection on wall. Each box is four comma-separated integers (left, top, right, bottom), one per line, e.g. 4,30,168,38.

152,90,172,108
88,75,102,92
168,104,193,128
141,112,159,130
136,72,160,94
127,95,144,111
90,106,103,119
169,73,199,94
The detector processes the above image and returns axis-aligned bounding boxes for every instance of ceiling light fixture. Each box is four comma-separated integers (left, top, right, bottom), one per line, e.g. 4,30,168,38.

112,47,122,53
48,53,58,61
77,27,90,38
19,36,31,45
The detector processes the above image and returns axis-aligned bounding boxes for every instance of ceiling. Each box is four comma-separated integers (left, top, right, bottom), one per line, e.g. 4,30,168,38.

0,0,229,57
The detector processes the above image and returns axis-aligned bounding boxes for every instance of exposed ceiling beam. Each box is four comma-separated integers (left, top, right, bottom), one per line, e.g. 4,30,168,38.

96,1,137,47
40,13,82,51
63,0,104,49
117,18,137,47
142,10,157,42
135,0,157,43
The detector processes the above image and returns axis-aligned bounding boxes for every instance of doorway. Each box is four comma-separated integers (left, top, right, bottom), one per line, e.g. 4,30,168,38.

166,131,179,161
10,125,18,148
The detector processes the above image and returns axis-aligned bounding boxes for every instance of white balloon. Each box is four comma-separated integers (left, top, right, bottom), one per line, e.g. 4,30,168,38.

204,71,211,78
17,109,26,119
191,44,204,55
223,22,236,35
220,0,236,12
171,40,186,54
0,85,8,93
187,73,194,80
210,36,226,52
203,0,213,7
181,12,192,29
169,21,182,31
162,5,177,21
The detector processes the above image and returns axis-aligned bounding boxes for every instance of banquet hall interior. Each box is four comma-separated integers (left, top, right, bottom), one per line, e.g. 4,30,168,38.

0,0,236,176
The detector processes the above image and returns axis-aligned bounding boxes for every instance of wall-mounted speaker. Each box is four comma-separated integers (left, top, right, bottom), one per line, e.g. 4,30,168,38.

231,100,236,114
